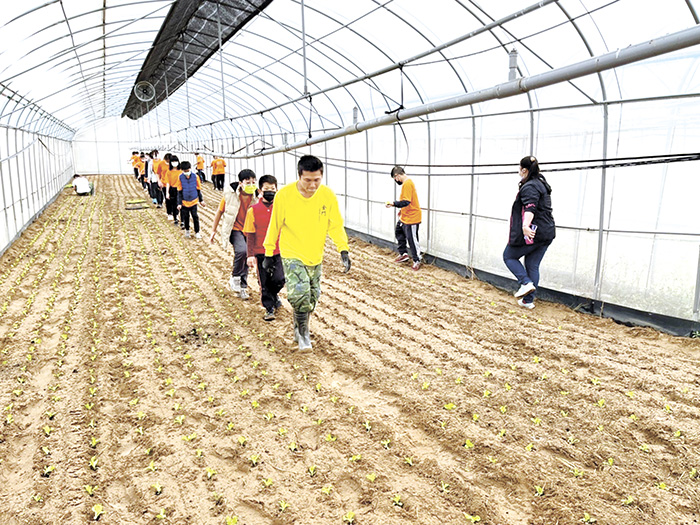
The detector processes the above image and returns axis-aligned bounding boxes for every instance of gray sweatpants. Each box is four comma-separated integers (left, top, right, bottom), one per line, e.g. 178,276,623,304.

230,230,249,289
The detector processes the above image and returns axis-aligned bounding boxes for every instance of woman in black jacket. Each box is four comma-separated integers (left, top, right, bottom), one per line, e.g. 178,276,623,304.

503,156,555,309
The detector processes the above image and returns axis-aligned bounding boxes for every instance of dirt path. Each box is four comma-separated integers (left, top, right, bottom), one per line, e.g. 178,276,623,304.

1,174,699,525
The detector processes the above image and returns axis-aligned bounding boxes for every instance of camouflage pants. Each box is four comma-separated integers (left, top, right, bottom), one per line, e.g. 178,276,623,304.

282,258,322,313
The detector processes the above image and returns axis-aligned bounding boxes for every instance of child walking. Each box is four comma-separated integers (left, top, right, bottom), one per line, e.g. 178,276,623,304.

243,175,285,321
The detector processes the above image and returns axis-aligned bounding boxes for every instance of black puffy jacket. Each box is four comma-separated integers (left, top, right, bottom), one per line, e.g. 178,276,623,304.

508,178,555,246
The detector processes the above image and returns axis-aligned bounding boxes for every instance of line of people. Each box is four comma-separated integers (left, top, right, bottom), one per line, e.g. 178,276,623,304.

128,151,351,351
127,149,554,349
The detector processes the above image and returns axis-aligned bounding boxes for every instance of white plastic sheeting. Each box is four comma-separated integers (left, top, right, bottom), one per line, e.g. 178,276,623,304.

2,0,700,322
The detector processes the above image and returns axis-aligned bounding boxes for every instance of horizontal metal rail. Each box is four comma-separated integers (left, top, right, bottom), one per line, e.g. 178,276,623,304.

229,24,700,159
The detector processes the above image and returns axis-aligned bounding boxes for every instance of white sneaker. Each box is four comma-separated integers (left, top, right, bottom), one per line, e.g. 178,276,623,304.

184,230,191,238
195,232,202,240
167,215,173,221
517,298,535,310
239,288,249,300
229,276,241,293
514,282,536,298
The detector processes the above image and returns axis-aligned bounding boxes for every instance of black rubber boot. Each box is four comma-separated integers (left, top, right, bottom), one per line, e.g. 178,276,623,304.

294,311,312,350
292,315,299,343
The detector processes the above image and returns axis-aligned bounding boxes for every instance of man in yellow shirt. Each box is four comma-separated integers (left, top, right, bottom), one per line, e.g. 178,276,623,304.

386,166,422,271
262,155,351,350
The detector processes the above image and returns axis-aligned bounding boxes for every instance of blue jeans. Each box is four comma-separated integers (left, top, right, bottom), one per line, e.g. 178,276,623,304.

503,242,551,304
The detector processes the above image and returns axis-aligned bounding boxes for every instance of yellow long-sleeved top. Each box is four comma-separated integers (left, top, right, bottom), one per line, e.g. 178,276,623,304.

263,182,349,266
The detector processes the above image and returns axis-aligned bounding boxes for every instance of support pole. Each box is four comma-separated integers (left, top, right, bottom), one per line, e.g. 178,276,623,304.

216,0,227,118
301,0,308,95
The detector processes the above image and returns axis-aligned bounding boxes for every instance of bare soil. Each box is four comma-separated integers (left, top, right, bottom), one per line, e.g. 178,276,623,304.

1,174,699,525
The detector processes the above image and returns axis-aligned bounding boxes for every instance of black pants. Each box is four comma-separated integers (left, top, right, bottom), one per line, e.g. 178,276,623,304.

256,254,285,311
181,205,200,233
197,169,206,183
214,174,225,190
167,187,179,221
133,167,139,178
149,182,163,205
395,221,422,262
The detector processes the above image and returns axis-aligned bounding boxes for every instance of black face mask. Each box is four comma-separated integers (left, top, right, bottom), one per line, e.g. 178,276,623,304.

394,179,403,186
263,190,276,202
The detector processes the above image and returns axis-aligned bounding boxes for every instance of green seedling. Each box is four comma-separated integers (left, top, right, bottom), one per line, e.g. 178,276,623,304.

321,485,333,495
464,439,475,449
381,439,391,449
464,514,481,523
525,443,534,452
41,447,50,455
262,478,274,488
146,460,157,472
500,406,507,414
84,485,98,496
571,467,583,478
89,456,99,471
42,465,55,477
534,486,544,496
657,482,668,490
440,481,450,493
195,449,203,458
288,441,298,452
498,429,507,437
182,432,197,442
421,381,430,390
278,428,288,436
205,467,217,479
404,457,414,466
156,509,166,520
455,376,463,384
621,495,635,505
366,473,376,482
45,410,56,420
580,513,596,523
92,503,104,521
225,517,239,525
690,467,699,479
151,483,162,495
263,412,274,421
43,425,53,436
308,465,317,477
392,494,404,507
342,511,355,523
325,433,337,442
249,454,260,466
279,500,289,512
315,418,323,425
89,437,99,448
639,444,650,453
137,412,146,421
32,493,43,502
444,403,456,410
349,454,361,462
364,421,372,432
238,436,248,446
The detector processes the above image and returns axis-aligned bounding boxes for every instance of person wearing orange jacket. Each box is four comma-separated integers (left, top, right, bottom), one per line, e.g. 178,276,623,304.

164,155,183,226
129,151,140,178
386,166,422,271
195,153,206,183
211,155,226,191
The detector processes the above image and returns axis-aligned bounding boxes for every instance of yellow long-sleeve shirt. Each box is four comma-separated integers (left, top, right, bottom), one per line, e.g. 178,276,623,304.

263,182,349,266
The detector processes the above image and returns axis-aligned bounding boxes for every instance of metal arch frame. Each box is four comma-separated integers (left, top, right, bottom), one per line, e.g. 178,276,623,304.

163,2,413,135
196,43,340,132
167,0,554,139
173,66,293,139
0,2,171,86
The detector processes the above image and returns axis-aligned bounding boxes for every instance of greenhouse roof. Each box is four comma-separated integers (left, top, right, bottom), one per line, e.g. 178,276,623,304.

1,0,700,140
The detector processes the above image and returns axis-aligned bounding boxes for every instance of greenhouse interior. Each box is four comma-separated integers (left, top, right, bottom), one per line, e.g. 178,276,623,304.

2,1,700,524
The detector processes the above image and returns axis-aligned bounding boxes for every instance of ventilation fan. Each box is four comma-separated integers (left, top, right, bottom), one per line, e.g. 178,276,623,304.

134,81,155,102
